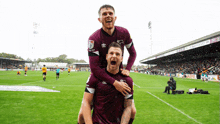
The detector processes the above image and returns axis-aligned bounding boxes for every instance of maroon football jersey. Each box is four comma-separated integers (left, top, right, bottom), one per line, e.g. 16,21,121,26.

85,69,133,124
88,26,136,85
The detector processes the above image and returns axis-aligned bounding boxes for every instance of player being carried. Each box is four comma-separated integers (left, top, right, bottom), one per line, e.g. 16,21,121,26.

78,4,137,124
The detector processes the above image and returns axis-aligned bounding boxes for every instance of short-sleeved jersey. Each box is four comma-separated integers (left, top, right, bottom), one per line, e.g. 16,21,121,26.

68,68,70,72
88,26,135,69
56,69,60,73
25,67,28,71
85,69,133,124
17,71,20,74
42,67,47,73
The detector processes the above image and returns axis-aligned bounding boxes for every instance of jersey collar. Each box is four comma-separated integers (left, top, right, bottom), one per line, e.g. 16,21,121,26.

105,68,121,76
101,27,116,37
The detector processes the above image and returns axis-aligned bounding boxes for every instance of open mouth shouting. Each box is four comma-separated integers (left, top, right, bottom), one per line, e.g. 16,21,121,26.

111,60,116,65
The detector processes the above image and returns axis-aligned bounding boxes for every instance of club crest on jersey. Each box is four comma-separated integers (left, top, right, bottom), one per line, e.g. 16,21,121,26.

102,81,107,84
101,43,106,48
88,40,94,49
117,40,124,44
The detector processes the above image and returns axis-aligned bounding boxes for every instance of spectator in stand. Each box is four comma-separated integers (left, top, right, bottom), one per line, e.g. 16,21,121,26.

204,72,208,82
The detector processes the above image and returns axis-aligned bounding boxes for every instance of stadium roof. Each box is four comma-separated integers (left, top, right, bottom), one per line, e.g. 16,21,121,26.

140,31,220,64
0,57,28,62
73,63,89,65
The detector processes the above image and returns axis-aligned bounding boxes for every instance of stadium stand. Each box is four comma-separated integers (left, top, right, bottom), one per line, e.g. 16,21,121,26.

140,31,220,81
0,57,29,70
72,63,90,71
38,62,89,71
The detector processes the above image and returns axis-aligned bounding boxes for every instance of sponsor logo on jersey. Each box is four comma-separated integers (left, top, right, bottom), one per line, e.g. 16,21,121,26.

102,81,107,84
88,40,94,49
117,40,124,44
101,43,106,48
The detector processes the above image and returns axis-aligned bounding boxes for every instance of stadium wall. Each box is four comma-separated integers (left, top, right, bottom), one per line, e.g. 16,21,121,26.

176,73,219,82
0,69,23,71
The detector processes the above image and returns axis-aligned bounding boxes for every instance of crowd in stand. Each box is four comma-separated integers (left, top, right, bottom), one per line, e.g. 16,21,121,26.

0,64,23,69
148,58,220,75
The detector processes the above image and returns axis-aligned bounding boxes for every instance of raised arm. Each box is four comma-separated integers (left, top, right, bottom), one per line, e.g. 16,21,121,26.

121,44,136,76
125,28,136,71
121,29,136,76
125,42,136,71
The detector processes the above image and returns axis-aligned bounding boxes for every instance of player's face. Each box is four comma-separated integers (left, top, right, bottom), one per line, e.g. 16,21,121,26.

106,47,123,71
98,8,117,30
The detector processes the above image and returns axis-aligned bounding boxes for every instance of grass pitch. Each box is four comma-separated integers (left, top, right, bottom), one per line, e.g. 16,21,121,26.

0,71,219,124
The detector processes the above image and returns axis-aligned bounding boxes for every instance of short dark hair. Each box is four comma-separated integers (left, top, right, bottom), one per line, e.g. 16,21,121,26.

107,42,122,53
43,65,45,67
98,4,115,16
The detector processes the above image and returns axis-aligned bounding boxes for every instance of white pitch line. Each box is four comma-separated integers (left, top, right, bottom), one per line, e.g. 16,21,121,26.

133,83,140,88
20,84,85,87
146,91,202,124
139,87,164,89
134,83,202,124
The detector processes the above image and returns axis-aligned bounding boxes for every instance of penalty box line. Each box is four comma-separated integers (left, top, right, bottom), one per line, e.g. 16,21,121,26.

133,83,202,124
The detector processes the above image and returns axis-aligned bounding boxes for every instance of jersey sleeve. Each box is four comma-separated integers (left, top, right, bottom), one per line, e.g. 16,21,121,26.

124,77,134,99
124,29,136,71
88,38,116,85
85,74,98,94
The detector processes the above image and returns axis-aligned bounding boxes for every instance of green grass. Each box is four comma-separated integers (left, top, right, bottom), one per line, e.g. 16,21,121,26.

0,71,219,124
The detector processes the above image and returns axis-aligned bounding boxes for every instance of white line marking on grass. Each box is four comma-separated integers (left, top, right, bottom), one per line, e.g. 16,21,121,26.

0,85,60,92
133,83,140,88
134,83,202,124
22,84,85,87
139,87,164,89
146,91,202,124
